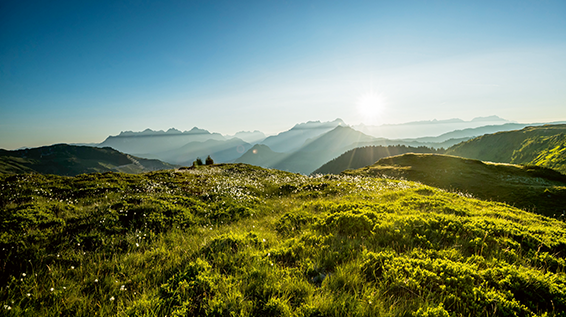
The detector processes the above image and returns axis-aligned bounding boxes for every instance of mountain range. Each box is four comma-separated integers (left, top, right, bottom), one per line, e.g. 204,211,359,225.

352,115,512,139
235,125,378,174
3,117,566,178
258,118,347,153
99,127,226,155
313,124,566,177
234,121,564,175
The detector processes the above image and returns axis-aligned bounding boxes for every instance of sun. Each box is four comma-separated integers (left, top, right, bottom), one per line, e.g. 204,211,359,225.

356,91,385,122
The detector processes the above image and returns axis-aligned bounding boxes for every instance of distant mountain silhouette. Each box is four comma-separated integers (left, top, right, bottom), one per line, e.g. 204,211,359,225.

274,126,376,174
410,123,531,143
354,116,511,139
447,124,566,174
154,138,253,166
237,126,377,174
312,145,443,175
92,119,566,175
234,144,288,168
260,118,346,152
230,131,266,144
412,122,566,143
236,125,474,174
99,127,225,155
471,115,507,122
0,144,175,176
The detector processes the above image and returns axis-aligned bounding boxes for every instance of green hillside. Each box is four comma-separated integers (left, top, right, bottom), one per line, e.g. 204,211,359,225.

0,144,176,176
2,164,566,316
446,125,566,173
312,145,443,175
511,133,566,174
344,153,566,218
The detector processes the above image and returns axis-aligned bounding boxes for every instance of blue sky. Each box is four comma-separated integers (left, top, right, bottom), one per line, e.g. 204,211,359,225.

1,0,565,149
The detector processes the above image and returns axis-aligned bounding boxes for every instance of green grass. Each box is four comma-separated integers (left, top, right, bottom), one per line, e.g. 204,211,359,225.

446,124,566,173
1,163,566,316
511,133,566,174
344,153,566,218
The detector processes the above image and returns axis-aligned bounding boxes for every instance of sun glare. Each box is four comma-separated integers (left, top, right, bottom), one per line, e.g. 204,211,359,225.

356,91,385,123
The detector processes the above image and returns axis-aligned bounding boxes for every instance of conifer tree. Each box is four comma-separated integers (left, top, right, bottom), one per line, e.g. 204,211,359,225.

194,157,203,166
205,155,214,165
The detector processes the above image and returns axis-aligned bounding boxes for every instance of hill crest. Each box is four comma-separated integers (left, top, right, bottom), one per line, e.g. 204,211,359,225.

345,153,566,217
0,144,175,176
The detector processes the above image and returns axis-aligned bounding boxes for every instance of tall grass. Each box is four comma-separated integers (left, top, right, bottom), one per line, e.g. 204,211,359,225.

1,164,565,316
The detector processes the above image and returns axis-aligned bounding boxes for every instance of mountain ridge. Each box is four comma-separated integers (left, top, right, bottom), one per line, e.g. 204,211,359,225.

0,144,176,176
446,124,566,172
259,118,347,153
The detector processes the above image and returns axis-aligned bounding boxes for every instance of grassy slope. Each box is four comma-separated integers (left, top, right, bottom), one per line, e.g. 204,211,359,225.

344,153,566,218
1,164,566,316
446,124,566,166
511,133,566,174
0,144,176,176
0,156,38,174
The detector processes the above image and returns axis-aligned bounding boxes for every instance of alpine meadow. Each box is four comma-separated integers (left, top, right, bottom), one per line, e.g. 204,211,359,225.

2,163,566,316
2,1,566,316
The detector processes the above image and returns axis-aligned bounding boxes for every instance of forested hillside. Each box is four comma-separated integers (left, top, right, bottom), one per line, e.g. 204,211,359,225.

312,145,443,175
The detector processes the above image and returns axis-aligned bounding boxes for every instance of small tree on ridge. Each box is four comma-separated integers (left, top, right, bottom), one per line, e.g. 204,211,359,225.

205,155,214,165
